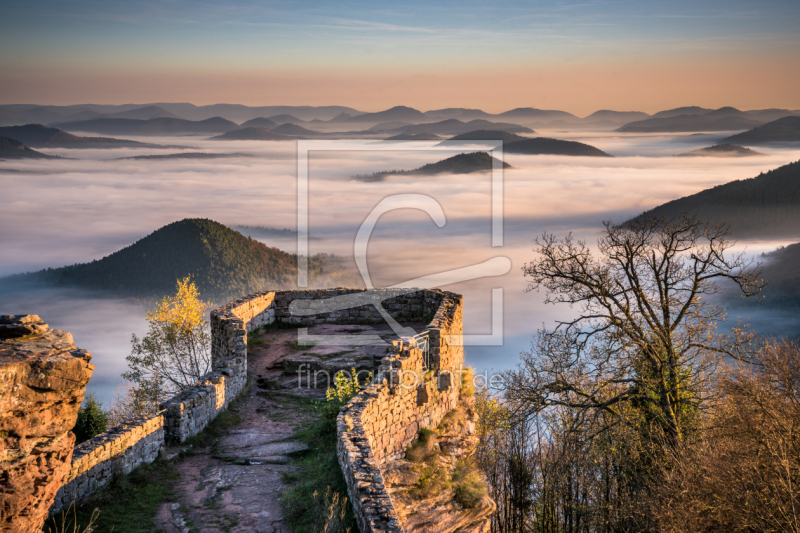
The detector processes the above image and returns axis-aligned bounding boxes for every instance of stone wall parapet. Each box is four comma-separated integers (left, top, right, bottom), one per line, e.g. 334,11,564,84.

336,290,465,533
51,413,164,514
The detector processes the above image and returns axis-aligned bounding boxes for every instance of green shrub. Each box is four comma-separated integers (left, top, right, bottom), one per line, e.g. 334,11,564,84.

405,428,439,463
452,459,487,509
318,367,370,420
415,464,450,499
461,367,476,398
73,392,109,444
280,417,357,533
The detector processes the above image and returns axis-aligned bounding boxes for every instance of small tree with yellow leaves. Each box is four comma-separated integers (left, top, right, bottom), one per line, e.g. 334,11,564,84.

123,277,212,412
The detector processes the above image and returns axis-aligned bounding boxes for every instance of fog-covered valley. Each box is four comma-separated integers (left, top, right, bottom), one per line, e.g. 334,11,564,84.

2,131,799,403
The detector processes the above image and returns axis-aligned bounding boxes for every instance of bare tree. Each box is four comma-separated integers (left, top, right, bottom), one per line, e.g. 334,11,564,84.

505,215,764,447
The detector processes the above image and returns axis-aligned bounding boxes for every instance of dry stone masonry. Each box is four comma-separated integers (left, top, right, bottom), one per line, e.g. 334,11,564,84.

0,315,94,533
51,414,164,514
3,289,484,532
336,291,470,533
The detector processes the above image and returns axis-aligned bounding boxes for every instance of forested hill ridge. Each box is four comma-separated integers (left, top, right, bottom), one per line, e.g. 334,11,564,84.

6,219,303,302
356,151,511,181
209,127,294,141
675,144,764,157
0,124,175,149
631,160,800,239
722,116,800,145
0,135,59,159
53,116,240,136
503,137,612,156
753,242,800,308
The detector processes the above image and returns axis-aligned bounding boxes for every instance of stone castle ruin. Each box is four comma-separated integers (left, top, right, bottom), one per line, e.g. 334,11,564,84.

0,288,493,532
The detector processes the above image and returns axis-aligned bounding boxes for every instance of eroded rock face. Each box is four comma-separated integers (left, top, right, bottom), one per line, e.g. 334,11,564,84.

0,315,93,533
383,403,496,533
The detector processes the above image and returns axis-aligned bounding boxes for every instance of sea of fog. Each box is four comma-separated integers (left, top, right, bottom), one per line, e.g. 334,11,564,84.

2,131,800,403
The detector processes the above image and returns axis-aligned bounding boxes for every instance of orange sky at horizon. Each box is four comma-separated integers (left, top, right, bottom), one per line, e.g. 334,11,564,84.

4,57,799,115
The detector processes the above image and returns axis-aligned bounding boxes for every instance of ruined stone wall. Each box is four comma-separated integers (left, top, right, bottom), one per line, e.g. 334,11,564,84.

33,287,460,527
0,316,93,533
210,289,443,347
51,413,164,514
46,295,253,517
336,292,465,533
160,374,227,443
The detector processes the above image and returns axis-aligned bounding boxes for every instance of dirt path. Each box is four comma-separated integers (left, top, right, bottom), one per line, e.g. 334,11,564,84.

152,323,411,533
153,328,321,533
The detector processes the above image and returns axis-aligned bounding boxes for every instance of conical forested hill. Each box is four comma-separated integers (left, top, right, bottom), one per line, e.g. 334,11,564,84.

21,219,299,301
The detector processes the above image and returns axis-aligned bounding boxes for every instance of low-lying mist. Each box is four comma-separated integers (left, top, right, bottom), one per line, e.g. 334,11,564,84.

2,132,799,403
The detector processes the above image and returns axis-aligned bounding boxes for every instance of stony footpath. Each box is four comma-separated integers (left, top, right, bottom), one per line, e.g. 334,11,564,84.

153,323,403,533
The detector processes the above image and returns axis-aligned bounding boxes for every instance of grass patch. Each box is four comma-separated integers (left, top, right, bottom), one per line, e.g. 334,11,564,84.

415,463,450,499
452,459,487,508
45,459,178,533
279,411,357,533
406,428,439,463
247,336,266,350
437,406,466,434
461,366,476,398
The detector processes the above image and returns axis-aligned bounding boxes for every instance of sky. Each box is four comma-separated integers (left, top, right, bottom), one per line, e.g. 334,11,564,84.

1,0,800,114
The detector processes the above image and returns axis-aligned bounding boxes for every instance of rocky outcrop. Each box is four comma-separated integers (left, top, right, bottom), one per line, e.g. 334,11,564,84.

334,290,495,533
383,404,495,533
0,315,93,533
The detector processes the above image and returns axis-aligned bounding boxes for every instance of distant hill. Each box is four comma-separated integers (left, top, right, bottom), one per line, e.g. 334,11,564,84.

10,219,298,301
347,106,428,123
326,112,354,122
50,105,180,124
496,108,579,123
53,117,240,135
0,135,58,158
755,243,800,308
119,152,248,160
503,137,611,156
422,108,494,122
448,130,528,143
631,160,800,239
208,128,294,141
368,121,414,132
273,123,319,135
583,110,650,124
150,104,362,123
103,105,180,121
618,107,800,133
651,107,713,119
383,133,442,141
676,144,764,157
722,117,800,145
357,152,511,181
397,119,533,136
240,117,278,129
0,124,171,149
267,114,306,125
617,113,761,133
